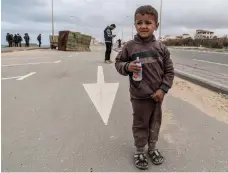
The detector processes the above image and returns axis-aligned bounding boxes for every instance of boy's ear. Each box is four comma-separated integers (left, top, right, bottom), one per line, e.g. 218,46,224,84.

155,22,159,31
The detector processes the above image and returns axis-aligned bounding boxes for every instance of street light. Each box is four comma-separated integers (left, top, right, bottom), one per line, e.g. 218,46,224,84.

132,22,134,39
121,27,123,40
159,0,163,39
51,0,54,37
69,16,77,32
123,16,134,41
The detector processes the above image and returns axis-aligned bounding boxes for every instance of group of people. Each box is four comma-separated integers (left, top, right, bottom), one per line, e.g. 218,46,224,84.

6,33,24,47
6,33,42,48
104,5,175,170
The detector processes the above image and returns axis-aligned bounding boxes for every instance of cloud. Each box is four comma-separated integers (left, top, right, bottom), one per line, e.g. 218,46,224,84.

1,0,228,45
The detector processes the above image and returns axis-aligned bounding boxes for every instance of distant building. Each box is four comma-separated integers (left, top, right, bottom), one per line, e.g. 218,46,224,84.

160,33,192,41
158,37,165,41
195,29,214,39
182,33,192,39
90,37,104,45
176,36,183,39
164,35,176,40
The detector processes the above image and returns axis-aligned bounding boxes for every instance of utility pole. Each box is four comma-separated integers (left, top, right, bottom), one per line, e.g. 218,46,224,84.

159,0,163,39
121,27,123,40
69,16,77,31
132,23,134,39
51,0,54,37
124,15,134,40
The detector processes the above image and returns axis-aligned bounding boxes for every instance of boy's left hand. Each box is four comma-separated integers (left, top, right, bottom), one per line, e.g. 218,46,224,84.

151,89,165,103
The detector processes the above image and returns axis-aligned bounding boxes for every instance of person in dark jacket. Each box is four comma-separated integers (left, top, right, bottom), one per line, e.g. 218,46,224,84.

9,34,13,47
115,5,174,170
104,24,116,63
37,34,41,47
117,39,122,48
24,33,30,47
17,33,22,47
6,33,13,47
14,34,18,47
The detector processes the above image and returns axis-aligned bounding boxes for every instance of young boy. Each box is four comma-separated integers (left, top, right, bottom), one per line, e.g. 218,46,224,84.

115,5,174,170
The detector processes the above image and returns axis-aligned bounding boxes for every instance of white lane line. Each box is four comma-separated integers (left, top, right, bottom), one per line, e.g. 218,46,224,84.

2,53,79,60
1,56,49,60
192,59,228,67
54,60,61,63
2,76,22,80
2,60,62,67
68,53,79,57
17,72,36,80
2,72,36,81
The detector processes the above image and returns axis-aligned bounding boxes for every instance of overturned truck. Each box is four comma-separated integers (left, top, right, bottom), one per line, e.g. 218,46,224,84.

58,31,92,51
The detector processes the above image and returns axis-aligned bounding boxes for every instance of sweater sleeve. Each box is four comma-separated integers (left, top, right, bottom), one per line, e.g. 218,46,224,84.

115,45,130,76
160,46,174,93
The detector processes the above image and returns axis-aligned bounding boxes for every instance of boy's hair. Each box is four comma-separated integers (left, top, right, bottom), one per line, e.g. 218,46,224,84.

134,5,158,23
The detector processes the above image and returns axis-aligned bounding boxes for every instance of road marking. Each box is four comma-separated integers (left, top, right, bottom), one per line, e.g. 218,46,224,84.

54,60,61,63
17,72,36,80
2,76,21,80
170,48,228,55
1,56,49,60
2,72,36,81
2,60,62,67
68,53,78,57
83,66,119,125
192,59,228,67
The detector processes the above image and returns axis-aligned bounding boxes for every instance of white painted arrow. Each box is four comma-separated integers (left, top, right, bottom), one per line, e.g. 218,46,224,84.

83,66,119,125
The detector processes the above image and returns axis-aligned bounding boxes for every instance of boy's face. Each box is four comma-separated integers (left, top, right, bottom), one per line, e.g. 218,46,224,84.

135,13,158,38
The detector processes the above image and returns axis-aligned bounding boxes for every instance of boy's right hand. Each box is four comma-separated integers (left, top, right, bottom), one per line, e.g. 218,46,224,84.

128,60,142,73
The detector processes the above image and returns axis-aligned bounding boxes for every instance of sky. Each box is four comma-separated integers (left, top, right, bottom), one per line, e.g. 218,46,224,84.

1,0,228,45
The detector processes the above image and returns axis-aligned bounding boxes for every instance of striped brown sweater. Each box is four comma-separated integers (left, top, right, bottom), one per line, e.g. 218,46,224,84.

115,34,174,99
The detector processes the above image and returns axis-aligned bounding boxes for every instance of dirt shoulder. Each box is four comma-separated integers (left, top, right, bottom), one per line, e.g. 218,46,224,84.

169,77,228,124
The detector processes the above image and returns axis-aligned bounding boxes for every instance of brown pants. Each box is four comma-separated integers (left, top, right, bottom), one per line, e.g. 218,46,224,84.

131,98,162,149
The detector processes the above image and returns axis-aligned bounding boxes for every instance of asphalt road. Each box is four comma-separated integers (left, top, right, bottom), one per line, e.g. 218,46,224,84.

1,46,49,53
2,47,228,172
169,48,228,87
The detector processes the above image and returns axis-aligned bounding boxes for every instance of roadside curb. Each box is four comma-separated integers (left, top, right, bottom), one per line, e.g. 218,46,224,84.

1,47,50,53
113,48,228,95
169,47,228,55
175,69,228,95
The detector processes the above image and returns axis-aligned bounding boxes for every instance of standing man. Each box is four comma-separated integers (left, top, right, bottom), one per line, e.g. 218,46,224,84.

9,34,13,47
104,24,116,64
6,33,12,47
14,34,18,47
24,33,30,47
17,33,22,47
37,34,41,47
